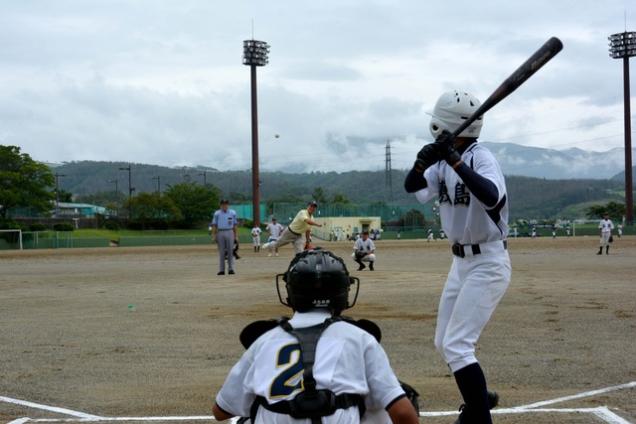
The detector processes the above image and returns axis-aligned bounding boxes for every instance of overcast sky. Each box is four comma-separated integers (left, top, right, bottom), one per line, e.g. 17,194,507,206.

1,0,635,172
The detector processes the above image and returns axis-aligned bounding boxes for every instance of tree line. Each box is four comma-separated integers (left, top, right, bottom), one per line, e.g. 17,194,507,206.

0,145,631,231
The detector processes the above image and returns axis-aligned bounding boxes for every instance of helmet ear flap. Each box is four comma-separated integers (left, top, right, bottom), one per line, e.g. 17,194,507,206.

275,273,290,307
347,277,360,308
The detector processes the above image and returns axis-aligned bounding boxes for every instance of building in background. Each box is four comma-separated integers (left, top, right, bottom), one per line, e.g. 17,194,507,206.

313,216,382,241
55,202,115,218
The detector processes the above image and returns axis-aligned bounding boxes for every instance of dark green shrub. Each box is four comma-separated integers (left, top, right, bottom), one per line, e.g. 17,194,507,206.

53,223,74,232
28,223,48,231
103,220,120,230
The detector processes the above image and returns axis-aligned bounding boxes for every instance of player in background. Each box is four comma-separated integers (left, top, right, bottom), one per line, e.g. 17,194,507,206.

353,230,376,271
597,213,614,255
211,199,238,275
617,223,623,238
427,229,434,242
212,250,419,424
263,201,323,254
265,217,285,257
404,90,509,424
251,225,262,253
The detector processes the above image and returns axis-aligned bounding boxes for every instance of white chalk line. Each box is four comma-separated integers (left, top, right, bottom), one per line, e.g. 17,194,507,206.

3,381,634,423
593,407,633,424
7,408,632,423
0,396,101,420
514,380,636,410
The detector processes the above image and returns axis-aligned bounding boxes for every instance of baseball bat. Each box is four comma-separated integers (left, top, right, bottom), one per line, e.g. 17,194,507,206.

449,36,563,138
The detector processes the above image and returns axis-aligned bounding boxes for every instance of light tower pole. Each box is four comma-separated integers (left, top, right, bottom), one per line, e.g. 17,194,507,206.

609,31,636,225
243,39,270,227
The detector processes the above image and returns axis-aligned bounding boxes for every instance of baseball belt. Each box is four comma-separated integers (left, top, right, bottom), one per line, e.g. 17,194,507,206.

452,240,507,258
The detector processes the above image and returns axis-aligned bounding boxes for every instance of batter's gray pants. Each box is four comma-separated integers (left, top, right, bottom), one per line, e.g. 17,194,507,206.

216,230,235,273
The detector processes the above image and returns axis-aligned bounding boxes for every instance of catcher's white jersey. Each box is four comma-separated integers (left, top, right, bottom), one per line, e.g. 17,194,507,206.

266,222,285,239
354,238,375,253
598,219,614,233
215,310,405,423
251,227,262,237
415,143,508,245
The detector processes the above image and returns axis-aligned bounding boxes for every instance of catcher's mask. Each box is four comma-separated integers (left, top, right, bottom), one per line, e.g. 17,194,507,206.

276,249,360,314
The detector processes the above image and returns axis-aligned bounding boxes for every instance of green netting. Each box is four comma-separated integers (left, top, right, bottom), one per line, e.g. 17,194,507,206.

271,203,435,224
119,235,213,247
0,239,15,249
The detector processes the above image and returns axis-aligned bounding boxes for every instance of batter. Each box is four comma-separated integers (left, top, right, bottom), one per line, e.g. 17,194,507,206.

405,90,511,424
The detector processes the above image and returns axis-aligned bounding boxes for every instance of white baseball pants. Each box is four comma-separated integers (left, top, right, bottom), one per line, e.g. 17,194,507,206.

434,246,511,372
599,232,611,247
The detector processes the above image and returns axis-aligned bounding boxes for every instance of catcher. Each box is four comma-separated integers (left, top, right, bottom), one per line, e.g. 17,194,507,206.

212,249,420,423
263,201,323,254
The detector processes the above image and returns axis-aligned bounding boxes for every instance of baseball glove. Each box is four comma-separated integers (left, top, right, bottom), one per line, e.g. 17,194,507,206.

399,380,421,413
609,235,614,243
354,251,366,260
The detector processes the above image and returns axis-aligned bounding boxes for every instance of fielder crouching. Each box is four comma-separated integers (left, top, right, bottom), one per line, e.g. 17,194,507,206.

352,230,376,271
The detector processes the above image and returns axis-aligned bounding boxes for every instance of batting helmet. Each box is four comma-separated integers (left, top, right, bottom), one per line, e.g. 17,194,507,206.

429,90,483,139
276,249,359,314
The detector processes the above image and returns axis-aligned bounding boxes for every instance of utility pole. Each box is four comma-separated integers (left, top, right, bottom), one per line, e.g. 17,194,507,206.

119,165,134,218
54,173,67,217
108,179,118,195
385,140,393,202
609,30,636,224
243,38,270,227
198,171,207,185
152,176,161,194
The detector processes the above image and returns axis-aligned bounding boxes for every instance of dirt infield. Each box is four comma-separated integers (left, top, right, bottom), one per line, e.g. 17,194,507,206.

1,237,635,423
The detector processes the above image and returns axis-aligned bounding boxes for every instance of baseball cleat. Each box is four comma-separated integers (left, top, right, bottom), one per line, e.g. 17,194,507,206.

228,270,235,275
453,391,499,424
217,271,225,275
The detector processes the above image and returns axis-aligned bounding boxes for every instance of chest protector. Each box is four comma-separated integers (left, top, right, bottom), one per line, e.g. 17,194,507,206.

250,317,365,424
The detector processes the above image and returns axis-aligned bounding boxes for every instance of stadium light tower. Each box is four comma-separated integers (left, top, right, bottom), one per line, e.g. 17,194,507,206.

609,30,636,225
243,39,270,227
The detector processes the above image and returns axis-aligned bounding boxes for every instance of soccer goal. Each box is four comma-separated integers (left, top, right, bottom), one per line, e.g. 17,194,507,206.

0,229,23,250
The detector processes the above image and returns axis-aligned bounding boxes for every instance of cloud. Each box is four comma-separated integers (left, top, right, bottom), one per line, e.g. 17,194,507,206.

0,0,635,173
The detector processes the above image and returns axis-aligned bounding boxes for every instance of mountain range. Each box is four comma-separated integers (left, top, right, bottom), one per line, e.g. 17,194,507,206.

48,141,634,181
481,142,634,180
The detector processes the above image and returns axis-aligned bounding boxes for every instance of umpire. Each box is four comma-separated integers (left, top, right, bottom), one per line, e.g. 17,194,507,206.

211,199,238,275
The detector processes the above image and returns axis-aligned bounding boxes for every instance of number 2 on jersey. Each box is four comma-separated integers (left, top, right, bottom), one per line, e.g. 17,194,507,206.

270,343,304,398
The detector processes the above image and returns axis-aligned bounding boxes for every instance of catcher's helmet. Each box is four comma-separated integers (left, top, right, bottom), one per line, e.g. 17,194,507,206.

429,90,483,139
276,249,360,314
